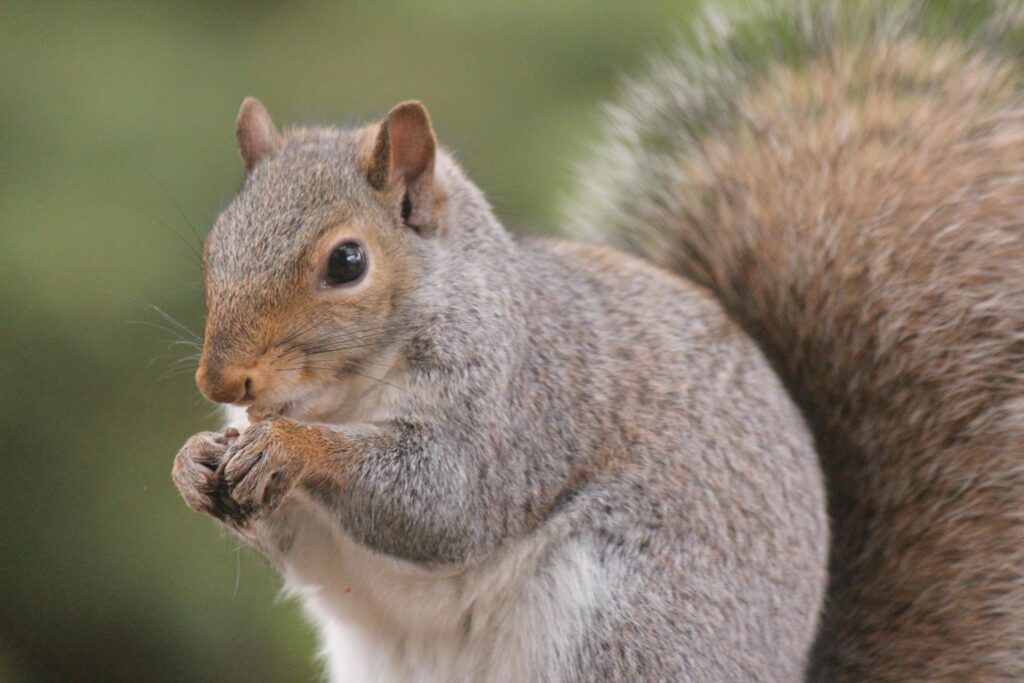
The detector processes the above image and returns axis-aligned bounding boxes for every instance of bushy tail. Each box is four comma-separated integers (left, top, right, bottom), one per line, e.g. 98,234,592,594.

569,2,1024,680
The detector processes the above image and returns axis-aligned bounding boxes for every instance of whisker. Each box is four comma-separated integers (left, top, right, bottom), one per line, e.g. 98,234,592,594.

339,364,415,398
149,214,203,267
278,314,331,348
143,166,206,251
144,303,202,342
299,317,474,356
128,319,204,349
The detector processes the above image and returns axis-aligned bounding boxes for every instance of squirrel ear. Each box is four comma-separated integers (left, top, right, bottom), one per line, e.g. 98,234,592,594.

235,97,281,172
367,101,438,233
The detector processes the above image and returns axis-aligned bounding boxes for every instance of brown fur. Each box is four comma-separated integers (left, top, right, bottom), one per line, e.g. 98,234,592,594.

573,4,1024,679
174,3,1024,679
196,120,424,412
235,97,281,171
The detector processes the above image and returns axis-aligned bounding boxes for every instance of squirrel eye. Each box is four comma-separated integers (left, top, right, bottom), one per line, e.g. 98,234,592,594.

323,242,367,287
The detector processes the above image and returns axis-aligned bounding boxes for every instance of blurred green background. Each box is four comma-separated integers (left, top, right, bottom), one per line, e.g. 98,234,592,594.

0,1,701,680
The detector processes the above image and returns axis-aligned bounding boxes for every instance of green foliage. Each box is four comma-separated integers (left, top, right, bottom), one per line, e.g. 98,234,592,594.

0,2,697,680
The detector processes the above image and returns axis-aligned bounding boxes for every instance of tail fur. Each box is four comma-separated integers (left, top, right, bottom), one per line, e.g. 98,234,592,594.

570,1,1024,679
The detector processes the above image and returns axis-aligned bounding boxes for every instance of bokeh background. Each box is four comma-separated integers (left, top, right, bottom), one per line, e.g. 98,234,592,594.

0,2,702,680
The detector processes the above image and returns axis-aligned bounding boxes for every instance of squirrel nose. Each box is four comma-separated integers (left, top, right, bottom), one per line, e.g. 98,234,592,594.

195,363,254,404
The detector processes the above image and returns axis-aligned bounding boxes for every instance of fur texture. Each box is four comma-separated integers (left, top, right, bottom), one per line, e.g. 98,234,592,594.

170,2,1024,680
174,103,827,679
568,1,1024,680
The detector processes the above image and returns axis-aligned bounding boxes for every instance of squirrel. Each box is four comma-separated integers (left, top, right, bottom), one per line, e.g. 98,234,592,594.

172,1,1024,681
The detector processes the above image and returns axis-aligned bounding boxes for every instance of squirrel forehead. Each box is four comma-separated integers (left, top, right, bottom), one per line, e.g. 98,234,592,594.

206,128,385,275
226,128,377,226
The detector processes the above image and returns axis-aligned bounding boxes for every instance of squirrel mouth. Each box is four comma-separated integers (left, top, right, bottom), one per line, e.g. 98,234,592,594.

244,384,322,421
246,401,293,422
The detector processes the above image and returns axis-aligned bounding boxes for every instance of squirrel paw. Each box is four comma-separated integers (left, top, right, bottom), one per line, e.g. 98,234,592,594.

218,418,307,524
172,431,240,521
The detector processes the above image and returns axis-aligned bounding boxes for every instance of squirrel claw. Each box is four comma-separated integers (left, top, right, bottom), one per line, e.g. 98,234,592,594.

219,419,304,522
172,432,233,520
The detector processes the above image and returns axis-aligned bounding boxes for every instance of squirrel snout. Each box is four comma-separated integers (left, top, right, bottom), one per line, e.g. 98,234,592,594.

195,363,254,404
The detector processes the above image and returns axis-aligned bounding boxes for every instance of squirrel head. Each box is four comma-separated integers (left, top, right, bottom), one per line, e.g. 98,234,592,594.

196,97,467,419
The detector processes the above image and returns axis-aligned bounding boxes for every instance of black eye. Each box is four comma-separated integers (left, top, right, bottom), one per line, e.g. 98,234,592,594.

324,242,367,287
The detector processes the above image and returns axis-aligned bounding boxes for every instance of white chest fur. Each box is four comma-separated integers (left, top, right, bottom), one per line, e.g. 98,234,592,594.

222,407,605,683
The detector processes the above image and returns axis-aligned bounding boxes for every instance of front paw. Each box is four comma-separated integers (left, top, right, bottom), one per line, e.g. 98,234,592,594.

218,419,309,523
172,431,239,520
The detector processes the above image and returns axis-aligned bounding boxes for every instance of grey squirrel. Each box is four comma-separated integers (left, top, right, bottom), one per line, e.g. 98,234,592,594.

172,2,1024,681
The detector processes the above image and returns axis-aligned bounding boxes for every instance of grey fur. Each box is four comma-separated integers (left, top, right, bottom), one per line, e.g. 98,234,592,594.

177,112,827,679
569,1,1024,680
172,1,1024,680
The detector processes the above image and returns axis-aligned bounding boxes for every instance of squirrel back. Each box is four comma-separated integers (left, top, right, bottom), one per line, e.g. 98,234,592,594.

570,1,1024,680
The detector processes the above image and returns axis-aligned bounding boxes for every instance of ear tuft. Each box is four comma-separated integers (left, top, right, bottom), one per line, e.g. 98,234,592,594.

367,101,436,191
367,101,440,234
235,97,281,172
386,101,436,185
